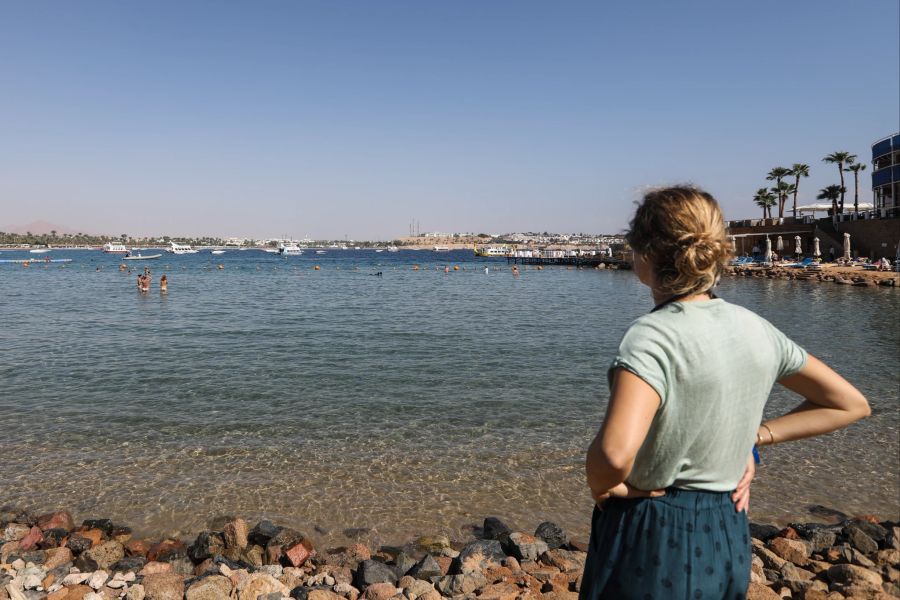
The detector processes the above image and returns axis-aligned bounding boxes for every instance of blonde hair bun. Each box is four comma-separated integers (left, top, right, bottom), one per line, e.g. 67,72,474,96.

627,185,732,297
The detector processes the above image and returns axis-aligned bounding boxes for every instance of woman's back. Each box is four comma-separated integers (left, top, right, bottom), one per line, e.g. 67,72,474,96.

612,298,806,491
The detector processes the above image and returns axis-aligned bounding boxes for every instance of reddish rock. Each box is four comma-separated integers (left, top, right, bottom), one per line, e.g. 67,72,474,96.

37,511,75,532
363,582,400,600
781,527,800,540
19,525,44,550
223,517,249,550
826,563,883,590
567,539,589,552
46,589,69,600
125,539,151,557
78,529,103,548
284,539,313,567
147,539,187,562
746,582,780,599
769,537,810,565
142,572,185,600
61,585,94,600
482,565,514,584
1,540,21,562
479,582,519,600
141,561,174,576
44,546,74,569
435,556,453,575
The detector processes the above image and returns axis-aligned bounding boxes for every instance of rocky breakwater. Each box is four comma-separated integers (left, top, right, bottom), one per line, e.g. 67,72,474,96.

1,507,897,600
747,517,900,599
728,266,899,288
0,509,585,600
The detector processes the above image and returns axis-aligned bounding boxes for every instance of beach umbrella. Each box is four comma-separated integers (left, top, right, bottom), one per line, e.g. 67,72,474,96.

794,236,802,257
776,236,784,252
843,233,851,261
813,237,821,259
764,237,772,263
729,235,736,252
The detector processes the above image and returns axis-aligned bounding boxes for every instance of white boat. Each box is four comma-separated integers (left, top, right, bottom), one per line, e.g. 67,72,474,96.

169,242,198,255
315,250,327,254
103,243,128,253
433,245,450,252
387,246,399,252
211,250,226,255
29,247,52,254
375,249,384,253
263,248,279,254
123,253,162,261
278,243,303,256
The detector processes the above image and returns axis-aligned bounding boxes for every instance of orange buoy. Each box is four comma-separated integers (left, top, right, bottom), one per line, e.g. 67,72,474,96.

314,265,320,270
453,265,459,271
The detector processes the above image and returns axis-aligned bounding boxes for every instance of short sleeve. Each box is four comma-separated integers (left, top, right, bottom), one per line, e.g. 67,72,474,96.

607,320,670,405
760,318,808,379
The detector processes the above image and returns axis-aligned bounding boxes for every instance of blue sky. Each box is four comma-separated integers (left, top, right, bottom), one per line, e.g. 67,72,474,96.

1,1,897,239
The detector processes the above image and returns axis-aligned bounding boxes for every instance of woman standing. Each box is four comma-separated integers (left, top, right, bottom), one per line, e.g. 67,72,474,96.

581,186,869,600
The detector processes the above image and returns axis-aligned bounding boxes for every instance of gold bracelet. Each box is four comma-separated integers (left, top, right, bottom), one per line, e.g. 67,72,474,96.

761,423,775,445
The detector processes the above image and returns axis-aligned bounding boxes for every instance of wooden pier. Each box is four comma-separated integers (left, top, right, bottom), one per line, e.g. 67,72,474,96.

505,255,632,269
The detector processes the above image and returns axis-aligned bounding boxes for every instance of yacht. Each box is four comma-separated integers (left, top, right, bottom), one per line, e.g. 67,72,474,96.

433,245,450,252
387,246,399,252
103,243,128,253
474,245,512,257
278,243,303,256
168,242,199,254
29,246,52,254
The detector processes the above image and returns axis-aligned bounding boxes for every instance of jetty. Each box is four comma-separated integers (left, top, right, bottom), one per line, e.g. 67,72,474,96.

506,255,631,269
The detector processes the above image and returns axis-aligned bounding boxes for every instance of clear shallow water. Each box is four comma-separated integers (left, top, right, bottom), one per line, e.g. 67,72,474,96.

0,249,897,546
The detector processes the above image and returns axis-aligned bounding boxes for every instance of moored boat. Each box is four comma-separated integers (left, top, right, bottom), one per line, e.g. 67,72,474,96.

168,242,198,254
103,243,128,253
278,243,303,256
123,253,162,261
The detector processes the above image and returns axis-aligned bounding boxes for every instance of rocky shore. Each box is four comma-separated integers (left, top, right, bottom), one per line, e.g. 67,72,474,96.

1,508,898,600
727,264,899,288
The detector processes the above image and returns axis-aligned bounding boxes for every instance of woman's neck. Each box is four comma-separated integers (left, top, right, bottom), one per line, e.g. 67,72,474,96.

652,290,711,307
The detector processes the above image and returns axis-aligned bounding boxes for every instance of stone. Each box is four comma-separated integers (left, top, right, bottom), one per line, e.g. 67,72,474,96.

454,540,506,574
752,543,787,570
746,582,781,599
889,527,900,551
479,582,519,600
248,522,280,547
43,547,73,570
482,518,511,541
501,533,548,562
187,532,225,564
284,540,314,568
59,585,93,599
18,527,43,551
534,523,567,551
39,528,69,549
125,584,146,600
750,524,782,542
241,545,265,568
3,524,30,543
236,572,286,600
769,537,810,565
66,536,93,555
73,554,99,573
124,540,151,557
84,541,124,570
433,572,487,596
147,539,187,562
140,561,174,576
111,526,133,543
847,520,889,547
354,560,397,589
414,536,450,555
362,582,398,600
392,553,416,579
77,530,103,548
80,521,113,537
184,575,232,600
826,564,883,590
37,512,75,533
407,556,441,581
266,528,307,565
784,579,828,595
110,556,147,573
846,525,879,555
541,550,585,574
223,518,249,550
142,573,185,600
87,570,109,590
310,588,346,600
169,556,195,576
780,562,815,581
851,548,876,568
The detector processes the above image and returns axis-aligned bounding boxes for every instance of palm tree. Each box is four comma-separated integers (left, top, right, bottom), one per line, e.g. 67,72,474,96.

766,167,791,216
823,152,856,213
770,181,796,219
845,163,867,214
788,163,810,218
754,188,777,219
817,185,845,215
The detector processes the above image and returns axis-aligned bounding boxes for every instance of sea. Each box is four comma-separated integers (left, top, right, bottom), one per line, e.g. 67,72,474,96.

1,248,897,546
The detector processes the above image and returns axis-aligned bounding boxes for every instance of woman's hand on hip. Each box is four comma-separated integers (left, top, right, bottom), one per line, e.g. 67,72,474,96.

731,453,755,513
593,483,666,507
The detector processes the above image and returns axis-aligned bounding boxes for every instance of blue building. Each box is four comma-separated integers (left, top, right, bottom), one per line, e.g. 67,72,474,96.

872,132,899,210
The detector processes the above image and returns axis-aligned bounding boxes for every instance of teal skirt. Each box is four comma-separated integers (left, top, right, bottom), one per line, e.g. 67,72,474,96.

579,488,751,600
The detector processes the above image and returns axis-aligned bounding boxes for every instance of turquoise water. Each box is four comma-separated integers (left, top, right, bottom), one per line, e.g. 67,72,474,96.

0,249,897,545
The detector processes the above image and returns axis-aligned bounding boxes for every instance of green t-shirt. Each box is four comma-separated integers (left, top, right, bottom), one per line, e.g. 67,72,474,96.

609,298,807,492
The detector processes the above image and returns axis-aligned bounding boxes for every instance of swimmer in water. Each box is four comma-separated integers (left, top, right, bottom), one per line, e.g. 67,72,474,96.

160,275,168,293
484,266,489,274
512,266,520,276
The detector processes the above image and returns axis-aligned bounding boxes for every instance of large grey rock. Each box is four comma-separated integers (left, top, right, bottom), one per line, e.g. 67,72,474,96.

845,524,879,555
185,574,233,600
482,518,511,541
354,560,398,589
187,532,226,563
407,555,442,580
534,522,567,550
454,540,505,574
433,572,487,596
501,532,548,561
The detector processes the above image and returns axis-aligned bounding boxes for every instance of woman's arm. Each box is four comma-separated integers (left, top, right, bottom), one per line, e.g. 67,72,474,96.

757,354,870,447
585,369,661,498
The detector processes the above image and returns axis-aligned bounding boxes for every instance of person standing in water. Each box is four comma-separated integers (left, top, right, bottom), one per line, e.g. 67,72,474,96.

580,186,869,600
160,275,168,293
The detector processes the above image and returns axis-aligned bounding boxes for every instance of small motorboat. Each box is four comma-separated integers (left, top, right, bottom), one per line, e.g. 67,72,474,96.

123,253,162,261
316,250,327,254
211,250,226,255
29,247,52,254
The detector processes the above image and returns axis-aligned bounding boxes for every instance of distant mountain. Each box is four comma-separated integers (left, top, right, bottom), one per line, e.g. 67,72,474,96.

1,220,83,235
